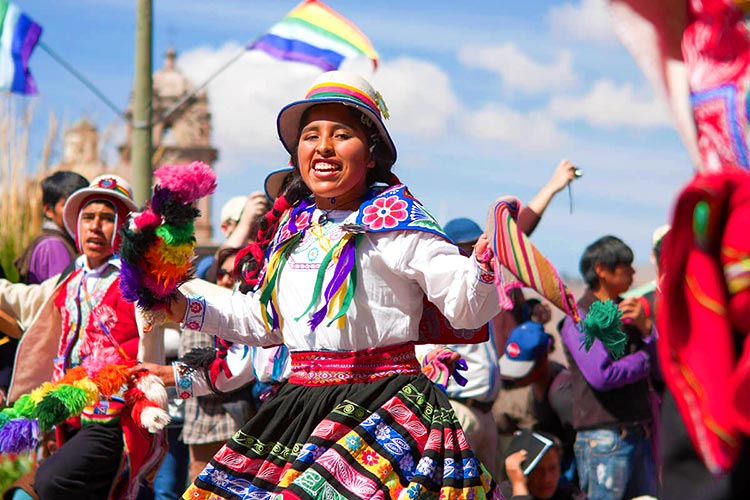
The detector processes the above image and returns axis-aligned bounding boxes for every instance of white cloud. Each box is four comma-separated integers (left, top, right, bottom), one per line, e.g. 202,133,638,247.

178,42,321,166
177,48,460,169
369,58,460,139
462,104,570,151
548,0,616,43
547,79,671,129
458,42,577,95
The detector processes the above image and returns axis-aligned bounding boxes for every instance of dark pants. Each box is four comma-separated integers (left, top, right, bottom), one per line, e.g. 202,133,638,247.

661,392,750,500
35,424,123,500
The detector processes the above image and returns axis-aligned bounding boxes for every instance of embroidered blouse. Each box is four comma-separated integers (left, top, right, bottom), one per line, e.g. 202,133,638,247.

185,187,500,353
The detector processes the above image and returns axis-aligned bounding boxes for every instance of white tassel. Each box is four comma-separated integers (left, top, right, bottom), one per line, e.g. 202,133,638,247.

136,373,169,409
139,406,171,433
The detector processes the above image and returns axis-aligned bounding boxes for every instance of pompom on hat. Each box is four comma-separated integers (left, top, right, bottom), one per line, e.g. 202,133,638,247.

62,174,137,252
277,71,397,167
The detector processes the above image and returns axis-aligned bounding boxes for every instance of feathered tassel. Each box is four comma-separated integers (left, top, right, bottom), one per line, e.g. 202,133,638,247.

581,299,627,359
119,162,217,327
0,419,39,454
0,364,168,455
153,161,217,204
94,363,132,396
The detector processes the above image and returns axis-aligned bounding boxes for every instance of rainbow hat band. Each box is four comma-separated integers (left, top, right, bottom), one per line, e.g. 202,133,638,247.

277,71,397,167
63,174,138,238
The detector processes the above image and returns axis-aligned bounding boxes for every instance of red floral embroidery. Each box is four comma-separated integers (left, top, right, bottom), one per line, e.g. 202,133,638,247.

186,321,200,330
362,196,408,230
190,301,203,313
361,449,379,466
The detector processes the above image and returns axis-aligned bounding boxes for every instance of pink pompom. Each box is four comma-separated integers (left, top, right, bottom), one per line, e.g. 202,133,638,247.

134,209,161,230
154,162,217,203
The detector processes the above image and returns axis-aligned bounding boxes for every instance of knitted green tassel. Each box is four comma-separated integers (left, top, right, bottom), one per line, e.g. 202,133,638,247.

581,299,627,360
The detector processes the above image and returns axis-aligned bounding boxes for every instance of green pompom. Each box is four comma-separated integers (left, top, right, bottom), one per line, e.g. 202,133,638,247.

155,222,195,246
52,385,89,416
582,299,627,360
34,393,70,432
13,394,36,418
0,409,13,429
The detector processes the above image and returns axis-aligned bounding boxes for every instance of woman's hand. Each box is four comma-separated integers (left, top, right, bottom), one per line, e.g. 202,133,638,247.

131,362,175,386
473,234,494,271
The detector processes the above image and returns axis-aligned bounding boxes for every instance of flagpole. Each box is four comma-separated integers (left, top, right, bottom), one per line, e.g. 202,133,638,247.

153,44,250,126
37,41,127,121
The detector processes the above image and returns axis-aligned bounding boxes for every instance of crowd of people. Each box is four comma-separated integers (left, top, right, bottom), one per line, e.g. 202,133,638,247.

0,68,744,500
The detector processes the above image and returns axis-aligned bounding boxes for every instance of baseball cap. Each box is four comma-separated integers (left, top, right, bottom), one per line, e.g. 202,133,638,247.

220,196,248,224
499,321,553,379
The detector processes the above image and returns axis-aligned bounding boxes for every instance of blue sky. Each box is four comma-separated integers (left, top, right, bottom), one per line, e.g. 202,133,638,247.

10,0,693,277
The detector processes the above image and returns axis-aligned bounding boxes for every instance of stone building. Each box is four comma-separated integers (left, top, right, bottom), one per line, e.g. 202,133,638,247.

118,48,219,245
54,118,110,181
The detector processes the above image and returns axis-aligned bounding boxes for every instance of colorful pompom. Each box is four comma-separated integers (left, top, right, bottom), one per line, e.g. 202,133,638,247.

119,162,216,323
153,161,217,204
94,364,132,396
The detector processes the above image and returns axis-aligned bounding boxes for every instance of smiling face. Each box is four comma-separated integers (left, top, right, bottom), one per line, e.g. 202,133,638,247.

78,201,116,268
296,104,373,210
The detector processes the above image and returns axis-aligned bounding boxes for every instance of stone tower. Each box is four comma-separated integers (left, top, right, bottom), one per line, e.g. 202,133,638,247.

118,48,218,245
54,118,109,181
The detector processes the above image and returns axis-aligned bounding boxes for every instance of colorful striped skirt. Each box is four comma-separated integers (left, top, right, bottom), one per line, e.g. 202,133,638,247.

183,345,501,500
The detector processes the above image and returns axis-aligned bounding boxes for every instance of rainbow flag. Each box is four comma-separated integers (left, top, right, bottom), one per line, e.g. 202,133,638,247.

0,0,41,95
249,0,378,71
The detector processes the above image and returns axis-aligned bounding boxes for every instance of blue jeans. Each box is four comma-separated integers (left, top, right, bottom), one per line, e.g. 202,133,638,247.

575,427,657,500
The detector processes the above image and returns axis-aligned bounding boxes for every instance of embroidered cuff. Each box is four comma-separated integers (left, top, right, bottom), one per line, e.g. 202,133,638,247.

183,295,207,331
173,362,195,400
473,258,495,284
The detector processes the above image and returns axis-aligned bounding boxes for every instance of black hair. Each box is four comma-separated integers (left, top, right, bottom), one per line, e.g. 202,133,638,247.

522,298,542,322
207,246,241,284
579,235,634,289
41,171,88,209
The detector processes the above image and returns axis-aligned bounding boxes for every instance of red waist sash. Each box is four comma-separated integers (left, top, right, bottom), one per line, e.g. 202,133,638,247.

289,343,421,386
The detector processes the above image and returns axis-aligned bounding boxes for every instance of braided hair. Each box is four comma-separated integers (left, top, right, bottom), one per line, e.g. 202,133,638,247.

234,105,399,294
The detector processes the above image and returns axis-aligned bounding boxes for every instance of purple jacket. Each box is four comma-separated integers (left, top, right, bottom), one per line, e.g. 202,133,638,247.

561,290,656,429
